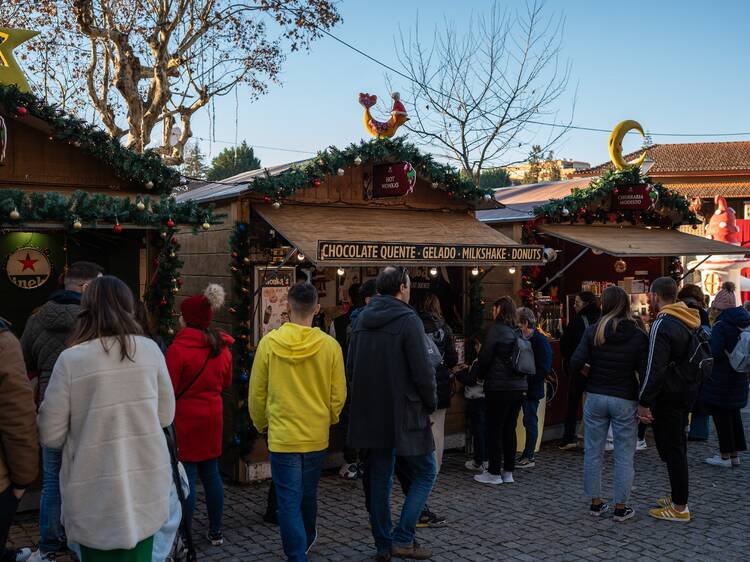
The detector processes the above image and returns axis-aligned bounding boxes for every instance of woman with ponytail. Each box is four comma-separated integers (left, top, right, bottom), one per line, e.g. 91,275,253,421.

569,286,649,522
166,284,233,546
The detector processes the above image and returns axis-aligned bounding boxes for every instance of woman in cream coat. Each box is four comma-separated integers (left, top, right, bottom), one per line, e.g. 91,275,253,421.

38,276,175,562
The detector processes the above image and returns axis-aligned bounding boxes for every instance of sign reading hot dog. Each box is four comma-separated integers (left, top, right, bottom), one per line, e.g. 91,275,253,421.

317,241,544,264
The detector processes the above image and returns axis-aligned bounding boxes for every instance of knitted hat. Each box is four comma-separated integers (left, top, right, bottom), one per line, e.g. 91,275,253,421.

181,284,225,329
711,287,737,313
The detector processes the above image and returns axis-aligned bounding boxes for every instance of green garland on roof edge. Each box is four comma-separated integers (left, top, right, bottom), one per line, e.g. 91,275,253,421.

533,167,700,228
249,137,493,201
0,84,179,195
0,189,220,232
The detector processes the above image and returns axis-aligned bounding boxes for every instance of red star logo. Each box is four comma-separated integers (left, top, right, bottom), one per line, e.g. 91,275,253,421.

18,252,38,272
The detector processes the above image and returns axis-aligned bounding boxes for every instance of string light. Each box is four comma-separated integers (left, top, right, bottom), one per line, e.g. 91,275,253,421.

508,267,517,274
429,267,438,277
471,267,480,276
297,252,306,261
337,267,345,276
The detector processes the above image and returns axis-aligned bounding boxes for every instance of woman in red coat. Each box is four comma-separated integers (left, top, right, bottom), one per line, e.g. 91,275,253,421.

166,284,233,546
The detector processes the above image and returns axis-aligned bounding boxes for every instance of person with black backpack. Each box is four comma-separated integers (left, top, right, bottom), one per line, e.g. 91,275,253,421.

638,277,708,523
474,297,527,485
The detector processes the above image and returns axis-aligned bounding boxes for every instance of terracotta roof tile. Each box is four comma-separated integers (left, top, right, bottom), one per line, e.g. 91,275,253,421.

663,181,750,199
576,141,750,177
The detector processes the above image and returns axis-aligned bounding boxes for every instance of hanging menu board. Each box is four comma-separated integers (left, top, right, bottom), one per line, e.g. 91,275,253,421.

254,266,295,343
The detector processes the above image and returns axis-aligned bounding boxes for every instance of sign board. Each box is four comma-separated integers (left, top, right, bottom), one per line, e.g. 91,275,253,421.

6,247,52,290
370,162,417,198
317,240,545,265
254,266,295,343
611,184,652,210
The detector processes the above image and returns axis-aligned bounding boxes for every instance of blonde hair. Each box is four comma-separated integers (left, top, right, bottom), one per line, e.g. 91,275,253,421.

594,286,634,346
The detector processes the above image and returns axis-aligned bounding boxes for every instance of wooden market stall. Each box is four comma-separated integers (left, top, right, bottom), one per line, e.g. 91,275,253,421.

177,136,545,481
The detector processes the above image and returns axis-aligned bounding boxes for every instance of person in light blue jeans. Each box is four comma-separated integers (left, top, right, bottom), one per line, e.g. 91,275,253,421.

570,286,649,522
38,447,65,557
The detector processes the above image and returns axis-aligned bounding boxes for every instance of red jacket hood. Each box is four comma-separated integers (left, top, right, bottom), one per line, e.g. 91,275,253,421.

173,326,234,349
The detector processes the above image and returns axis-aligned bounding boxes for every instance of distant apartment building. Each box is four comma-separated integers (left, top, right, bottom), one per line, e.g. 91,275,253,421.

506,158,591,183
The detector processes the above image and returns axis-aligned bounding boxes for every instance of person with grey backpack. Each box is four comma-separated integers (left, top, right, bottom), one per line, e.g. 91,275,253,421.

702,287,749,467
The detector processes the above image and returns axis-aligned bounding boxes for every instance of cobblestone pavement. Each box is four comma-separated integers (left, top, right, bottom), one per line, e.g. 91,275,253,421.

9,411,750,561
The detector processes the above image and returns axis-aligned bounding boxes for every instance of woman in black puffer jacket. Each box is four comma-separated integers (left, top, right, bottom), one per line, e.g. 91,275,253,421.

570,286,648,522
474,297,526,485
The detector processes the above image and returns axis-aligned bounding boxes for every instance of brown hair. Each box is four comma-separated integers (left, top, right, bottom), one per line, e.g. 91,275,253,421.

69,276,143,361
493,296,517,328
422,294,443,320
594,286,634,346
678,284,706,308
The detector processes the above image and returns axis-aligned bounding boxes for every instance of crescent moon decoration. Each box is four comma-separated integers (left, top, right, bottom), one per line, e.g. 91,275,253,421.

0,28,39,94
608,120,647,170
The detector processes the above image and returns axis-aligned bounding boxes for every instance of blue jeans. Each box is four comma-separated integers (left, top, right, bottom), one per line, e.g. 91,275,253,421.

366,449,436,555
583,393,637,505
467,398,487,465
184,458,224,535
522,399,540,460
270,450,327,562
39,447,65,554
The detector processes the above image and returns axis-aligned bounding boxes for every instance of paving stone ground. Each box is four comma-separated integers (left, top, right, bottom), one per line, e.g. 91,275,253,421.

9,410,750,561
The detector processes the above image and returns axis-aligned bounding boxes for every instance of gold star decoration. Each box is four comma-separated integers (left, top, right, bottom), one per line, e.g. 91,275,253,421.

0,28,39,93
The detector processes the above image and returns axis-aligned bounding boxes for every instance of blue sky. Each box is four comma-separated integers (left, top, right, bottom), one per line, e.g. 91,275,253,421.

190,0,750,169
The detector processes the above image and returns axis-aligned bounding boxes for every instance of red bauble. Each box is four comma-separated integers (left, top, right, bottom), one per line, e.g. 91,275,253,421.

447,191,455,199
312,179,322,187
608,213,618,223
263,195,273,204
177,278,184,286
166,218,175,228
16,106,28,117
113,222,122,234
160,298,168,306
613,187,619,195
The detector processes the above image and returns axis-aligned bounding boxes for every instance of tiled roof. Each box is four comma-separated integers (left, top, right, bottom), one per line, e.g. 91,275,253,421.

576,141,750,176
664,181,750,199
479,178,594,223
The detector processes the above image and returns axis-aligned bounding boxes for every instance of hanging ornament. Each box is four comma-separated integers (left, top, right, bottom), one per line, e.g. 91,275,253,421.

16,106,28,117
483,193,493,201
136,200,146,211
614,259,627,274
263,195,273,204
561,207,570,217
167,327,175,336
613,187,620,195
169,251,176,258
113,219,122,234
243,257,251,264
177,278,184,287
354,156,362,166
145,181,154,190
166,217,175,229
73,218,82,230
272,201,281,210
202,221,211,231
172,286,180,294
312,179,322,188
9,207,20,220
431,181,439,189
447,191,455,199
337,168,345,176
160,231,168,239
160,298,168,306
240,370,250,383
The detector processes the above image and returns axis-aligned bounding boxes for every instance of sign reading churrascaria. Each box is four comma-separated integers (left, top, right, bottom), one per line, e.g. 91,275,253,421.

317,240,544,265
6,246,52,289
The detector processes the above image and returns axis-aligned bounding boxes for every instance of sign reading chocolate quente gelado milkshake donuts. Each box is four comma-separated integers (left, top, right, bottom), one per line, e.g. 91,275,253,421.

317,240,544,265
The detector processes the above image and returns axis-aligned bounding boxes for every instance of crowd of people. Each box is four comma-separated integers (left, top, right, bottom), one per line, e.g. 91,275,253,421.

0,263,748,562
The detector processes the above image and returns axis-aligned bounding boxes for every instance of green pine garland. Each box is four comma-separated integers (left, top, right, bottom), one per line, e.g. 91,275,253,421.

533,167,699,228
143,232,183,342
248,137,493,202
0,84,180,195
0,189,218,231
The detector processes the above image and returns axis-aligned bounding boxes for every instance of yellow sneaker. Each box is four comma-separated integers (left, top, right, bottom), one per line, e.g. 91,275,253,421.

649,504,691,522
657,496,672,508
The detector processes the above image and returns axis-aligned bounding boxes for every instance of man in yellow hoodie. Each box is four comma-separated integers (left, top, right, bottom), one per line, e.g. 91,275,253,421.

638,277,702,523
250,282,346,561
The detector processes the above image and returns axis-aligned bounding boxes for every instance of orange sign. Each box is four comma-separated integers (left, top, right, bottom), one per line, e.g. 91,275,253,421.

703,272,722,296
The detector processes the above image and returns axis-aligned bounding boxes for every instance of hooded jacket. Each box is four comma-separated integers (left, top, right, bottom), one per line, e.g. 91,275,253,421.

639,302,702,408
347,295,436,456
166,327,234,462
476,322,527,392
0,318,39,494
21,290,82,401
250,322,346,453
703,306,750,410
419,312,459,409
570,319,649,401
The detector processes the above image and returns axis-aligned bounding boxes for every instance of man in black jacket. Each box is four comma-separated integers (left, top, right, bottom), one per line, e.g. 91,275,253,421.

638,277,701,523
348,267,437,561
560,292,601,449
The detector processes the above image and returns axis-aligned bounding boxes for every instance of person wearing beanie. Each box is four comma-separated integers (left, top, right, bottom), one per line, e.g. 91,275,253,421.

709,282,737,321
166,284,233,547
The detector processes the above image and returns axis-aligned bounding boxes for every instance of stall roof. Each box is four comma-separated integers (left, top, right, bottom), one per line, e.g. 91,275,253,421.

256,205,544,266
538,225,749,257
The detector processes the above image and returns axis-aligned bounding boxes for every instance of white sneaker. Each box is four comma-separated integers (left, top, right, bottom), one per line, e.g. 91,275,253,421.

464,459,486,472
27,551,55,562
636,439,647,451
605,440,614,451
501,471,514,483
13,549,32,562
731,456,741,466
705,454,732,467
474,472,503,485
338,462,359,480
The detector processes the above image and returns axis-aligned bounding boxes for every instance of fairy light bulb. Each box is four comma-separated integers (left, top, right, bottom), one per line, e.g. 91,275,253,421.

429,267,438,277
509,267,517,274
337,267,345,277
471,267,480,276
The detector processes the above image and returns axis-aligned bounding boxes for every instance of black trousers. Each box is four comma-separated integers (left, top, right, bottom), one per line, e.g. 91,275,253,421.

563,371,587,443
652,399,689,506
485,390,525,475
710,407,747,455
0,487,20,560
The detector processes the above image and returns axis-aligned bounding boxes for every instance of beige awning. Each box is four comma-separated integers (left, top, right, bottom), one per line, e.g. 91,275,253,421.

255,204,544,266
538,224,749,257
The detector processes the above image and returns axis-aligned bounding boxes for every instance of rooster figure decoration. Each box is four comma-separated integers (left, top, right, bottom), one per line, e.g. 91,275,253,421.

359,92,409,138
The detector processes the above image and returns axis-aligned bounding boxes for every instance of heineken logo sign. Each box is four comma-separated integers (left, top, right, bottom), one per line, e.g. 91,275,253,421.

317,241,544,265
6,247,52,290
